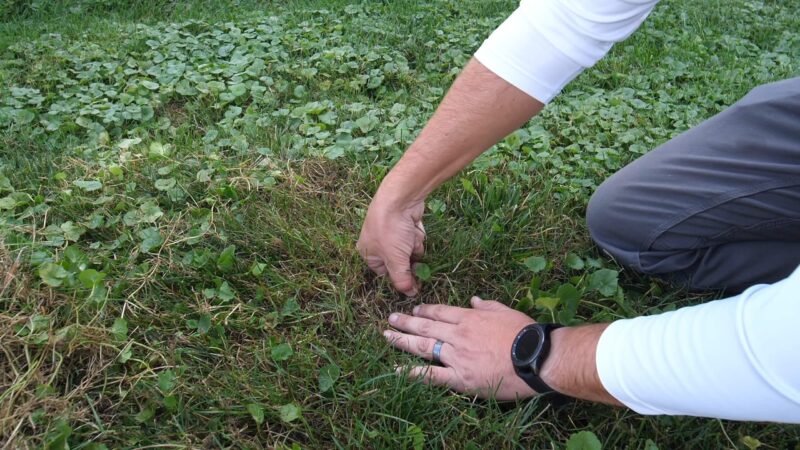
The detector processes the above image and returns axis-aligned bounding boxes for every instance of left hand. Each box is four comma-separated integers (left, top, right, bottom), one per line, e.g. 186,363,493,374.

383,296,538,400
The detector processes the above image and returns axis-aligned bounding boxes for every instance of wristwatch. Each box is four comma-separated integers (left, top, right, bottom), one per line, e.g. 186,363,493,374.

511,323,571,404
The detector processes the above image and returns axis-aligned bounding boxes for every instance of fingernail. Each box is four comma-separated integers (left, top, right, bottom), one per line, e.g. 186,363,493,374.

383,330,392,339
471,296,481,304
389,313,399,324
412,305,420,315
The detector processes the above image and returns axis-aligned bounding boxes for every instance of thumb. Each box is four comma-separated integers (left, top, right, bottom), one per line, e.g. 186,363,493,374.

470,296,506,311
387,260,419,297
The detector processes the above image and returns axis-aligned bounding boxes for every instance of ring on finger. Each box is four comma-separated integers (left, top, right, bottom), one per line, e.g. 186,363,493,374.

432,340,444,365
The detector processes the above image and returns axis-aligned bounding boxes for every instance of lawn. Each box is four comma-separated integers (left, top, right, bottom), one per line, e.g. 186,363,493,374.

1,0,799,448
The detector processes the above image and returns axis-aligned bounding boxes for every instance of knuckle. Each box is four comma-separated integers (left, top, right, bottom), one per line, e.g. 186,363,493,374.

415,338,429,354
417,319,432,336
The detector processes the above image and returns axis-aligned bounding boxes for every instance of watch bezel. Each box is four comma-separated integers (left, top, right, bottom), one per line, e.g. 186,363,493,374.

511,324,546,370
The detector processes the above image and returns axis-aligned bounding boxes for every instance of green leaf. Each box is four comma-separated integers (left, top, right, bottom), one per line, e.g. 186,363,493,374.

217,281,235,301
515,295,534,312
247,403,265,425
565,253,585,270
0,174,12,192
60,221,86,242
408,424,425,450
461,178,477,196
556,283,581,320
157,370,176,392
163,395,178,412
15,109,35,125
197,314,212,334
139,201,164,223
135,404,155,423
250,262,267,276
535,296,560,312
78,269,106,288
324,145,345,160
138,227,164,253
39,262,68,287
73,180,102,192
281,298,300,317
119,345,132,363
588,269,619,297
523,256,547,273
565,431,602,450
229,83,248,97
149,142,171,158
644,439,660,450
271,343,293,362
279,403,301,423
414,263,432,281
318,363,341,393
111,318,128,341
0,196,16,210
154,177,177,191
45,419,71,450
217,245,236,271
141,80,160,90
741,436,761,450
355,115,377,133
75,116,93,128
63,246,89,271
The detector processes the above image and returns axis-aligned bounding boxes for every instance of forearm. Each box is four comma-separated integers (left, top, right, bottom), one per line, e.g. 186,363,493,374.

376,59,543,207
541,323,622,406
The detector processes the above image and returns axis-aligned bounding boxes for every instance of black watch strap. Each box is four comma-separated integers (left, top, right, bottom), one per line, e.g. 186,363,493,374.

512,323,572,406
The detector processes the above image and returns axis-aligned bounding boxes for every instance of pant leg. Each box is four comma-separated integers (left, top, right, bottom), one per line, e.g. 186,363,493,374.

586,77,800,293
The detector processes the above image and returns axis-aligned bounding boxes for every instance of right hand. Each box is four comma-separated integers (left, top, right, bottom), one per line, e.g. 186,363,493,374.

357,195,426,296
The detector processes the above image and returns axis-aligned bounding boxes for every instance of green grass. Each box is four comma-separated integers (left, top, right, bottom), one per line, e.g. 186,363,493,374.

1,0,799,448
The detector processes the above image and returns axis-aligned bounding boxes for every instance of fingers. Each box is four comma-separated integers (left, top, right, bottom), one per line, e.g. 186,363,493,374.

364,256,389,276
411,221,425,259
389,313,456,342
383,330,456,365
412,303,466,324
386,261,419,297
412,233,425,260
470,296,508,312
401,365,460,389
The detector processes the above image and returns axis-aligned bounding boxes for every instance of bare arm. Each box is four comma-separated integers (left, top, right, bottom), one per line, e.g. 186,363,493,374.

357,59,543,295
378,58,543,205
545,324,621,405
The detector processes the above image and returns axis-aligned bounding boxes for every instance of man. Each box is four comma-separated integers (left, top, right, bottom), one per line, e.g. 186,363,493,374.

356,0,800,422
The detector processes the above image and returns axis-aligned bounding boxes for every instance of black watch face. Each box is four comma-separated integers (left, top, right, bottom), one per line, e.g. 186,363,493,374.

512,325,544,367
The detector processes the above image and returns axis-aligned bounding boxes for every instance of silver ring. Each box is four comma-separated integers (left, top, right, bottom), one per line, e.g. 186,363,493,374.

432,340,444,365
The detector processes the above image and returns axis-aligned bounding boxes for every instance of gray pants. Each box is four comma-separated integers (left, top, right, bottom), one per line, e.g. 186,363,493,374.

587,77,800,293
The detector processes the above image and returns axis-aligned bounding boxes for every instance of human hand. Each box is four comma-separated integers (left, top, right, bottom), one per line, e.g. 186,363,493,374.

383,296,539,400
357,194,426,296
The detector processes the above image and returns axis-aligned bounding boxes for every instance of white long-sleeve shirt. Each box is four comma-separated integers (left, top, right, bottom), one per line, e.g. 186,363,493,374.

474,0,800,422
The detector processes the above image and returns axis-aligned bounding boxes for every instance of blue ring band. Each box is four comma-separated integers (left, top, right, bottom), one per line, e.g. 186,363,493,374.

432,340,444,365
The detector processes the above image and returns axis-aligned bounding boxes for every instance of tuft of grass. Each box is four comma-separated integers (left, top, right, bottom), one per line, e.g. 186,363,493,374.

1,0,799,448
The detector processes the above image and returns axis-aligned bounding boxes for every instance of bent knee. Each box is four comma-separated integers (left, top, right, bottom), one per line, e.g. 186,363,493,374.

586,176,647,270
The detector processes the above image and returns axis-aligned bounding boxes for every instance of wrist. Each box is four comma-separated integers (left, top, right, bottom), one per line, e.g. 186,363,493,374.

373,169,427,211
540,323,622,405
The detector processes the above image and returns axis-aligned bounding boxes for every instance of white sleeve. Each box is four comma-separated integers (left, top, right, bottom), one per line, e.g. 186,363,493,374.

596,266,800,423
474,0,660,103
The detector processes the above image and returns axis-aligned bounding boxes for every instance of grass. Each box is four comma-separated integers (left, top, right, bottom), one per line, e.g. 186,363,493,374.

1,0,799,448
